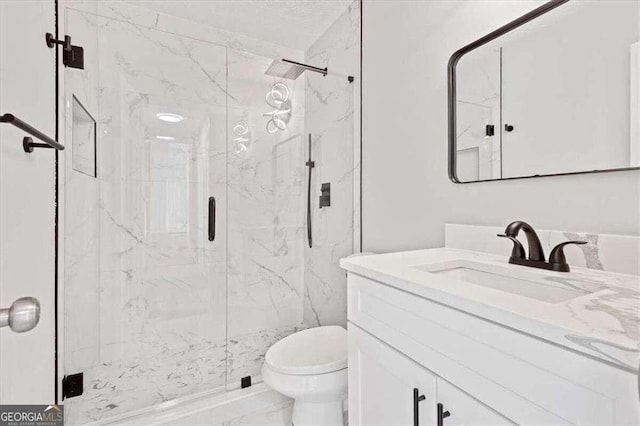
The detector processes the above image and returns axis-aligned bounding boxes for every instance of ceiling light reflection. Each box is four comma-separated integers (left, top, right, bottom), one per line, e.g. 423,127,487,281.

156,113,183,123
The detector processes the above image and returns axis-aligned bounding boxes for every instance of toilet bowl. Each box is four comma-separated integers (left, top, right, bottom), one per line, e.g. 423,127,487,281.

262,326,347,426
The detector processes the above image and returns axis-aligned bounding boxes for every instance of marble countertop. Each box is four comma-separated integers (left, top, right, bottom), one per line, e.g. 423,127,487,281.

340,248,640,372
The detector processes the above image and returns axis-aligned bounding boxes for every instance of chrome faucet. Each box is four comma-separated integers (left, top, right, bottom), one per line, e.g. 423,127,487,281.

497,221,586,272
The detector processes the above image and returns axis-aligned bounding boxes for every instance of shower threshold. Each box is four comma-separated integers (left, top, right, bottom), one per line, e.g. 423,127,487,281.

97,383,291,426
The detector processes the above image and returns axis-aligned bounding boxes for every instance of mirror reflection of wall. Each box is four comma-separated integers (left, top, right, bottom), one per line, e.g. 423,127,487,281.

456,47,502,181
454,0,640,182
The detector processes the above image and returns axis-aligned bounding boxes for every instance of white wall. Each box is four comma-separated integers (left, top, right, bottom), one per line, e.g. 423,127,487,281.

0,0,56,404
362,0,640,254
498,0,638,176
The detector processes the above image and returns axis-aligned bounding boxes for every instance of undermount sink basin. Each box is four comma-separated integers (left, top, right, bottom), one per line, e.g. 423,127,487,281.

413,260,593,303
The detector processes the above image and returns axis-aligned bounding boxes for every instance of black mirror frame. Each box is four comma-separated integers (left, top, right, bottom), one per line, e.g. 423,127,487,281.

447,0,640,184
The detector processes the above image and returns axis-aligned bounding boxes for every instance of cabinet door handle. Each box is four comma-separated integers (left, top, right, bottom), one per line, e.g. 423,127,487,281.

437,403,451,426
413,388,426,426
208,196,216,242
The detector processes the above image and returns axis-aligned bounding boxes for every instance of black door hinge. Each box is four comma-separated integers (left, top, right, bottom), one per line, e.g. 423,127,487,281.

62,372,83,400
46,33,84,69
485,124,495,137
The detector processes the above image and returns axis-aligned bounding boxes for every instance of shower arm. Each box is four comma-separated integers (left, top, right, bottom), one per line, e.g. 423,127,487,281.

281,60,355,82
282,59,328,77
265,58,353,83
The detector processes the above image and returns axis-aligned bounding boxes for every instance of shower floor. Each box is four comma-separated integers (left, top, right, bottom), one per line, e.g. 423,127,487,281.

64,324,307,425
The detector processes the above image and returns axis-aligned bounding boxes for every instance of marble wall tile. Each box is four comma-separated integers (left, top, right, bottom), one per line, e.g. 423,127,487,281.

64,7,230,423
303,1,361,328
63,4,102,384
64,0,304,64
225,48,307,386
446,223,640,275
62,0,360,422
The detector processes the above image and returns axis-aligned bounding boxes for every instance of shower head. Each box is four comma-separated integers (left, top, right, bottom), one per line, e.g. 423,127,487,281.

265,59,306,80
264,59,328,80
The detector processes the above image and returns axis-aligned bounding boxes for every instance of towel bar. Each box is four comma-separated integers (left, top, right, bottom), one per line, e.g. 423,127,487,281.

0,113,64,152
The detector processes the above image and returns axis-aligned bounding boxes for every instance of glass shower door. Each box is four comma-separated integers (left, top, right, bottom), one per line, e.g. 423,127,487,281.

62,9,228,424
225,49,308,389
224,49,357,388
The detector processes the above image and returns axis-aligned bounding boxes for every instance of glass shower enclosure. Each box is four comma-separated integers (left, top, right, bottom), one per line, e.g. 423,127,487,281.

60,2,359,424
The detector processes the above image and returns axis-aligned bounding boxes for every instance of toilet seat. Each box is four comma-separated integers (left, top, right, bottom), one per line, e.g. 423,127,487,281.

265,326,347,375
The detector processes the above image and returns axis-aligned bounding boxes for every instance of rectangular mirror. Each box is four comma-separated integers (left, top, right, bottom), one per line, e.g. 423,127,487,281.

449,0,640,183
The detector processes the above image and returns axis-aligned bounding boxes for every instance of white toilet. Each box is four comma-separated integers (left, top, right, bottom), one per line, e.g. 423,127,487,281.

262,326,347,426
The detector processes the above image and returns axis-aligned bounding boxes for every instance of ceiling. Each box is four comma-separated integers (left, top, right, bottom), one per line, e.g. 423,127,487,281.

127,0,353,51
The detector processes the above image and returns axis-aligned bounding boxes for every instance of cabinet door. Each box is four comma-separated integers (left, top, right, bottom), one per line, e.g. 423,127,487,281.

349,323,436,426
437,378,514,425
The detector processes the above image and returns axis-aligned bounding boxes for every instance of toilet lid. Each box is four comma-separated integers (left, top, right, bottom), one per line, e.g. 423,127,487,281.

265,326,347,375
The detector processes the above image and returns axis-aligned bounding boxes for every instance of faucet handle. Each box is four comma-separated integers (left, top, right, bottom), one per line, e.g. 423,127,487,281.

497,234,526,259
549,241,587,267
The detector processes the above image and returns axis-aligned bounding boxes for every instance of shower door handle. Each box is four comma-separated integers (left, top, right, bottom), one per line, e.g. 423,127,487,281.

208,196,216,242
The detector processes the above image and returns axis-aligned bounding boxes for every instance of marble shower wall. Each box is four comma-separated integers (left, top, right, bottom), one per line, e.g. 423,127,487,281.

303,1,361,328
62,0,360,423
225,48,307,388
63,9,230,424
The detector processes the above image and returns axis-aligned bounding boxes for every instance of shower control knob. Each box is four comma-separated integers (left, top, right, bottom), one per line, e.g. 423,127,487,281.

0,297,41,333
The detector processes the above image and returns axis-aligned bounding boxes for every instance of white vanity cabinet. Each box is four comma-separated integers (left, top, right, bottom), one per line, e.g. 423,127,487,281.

435,376,513,425
345,271,640,425
348,323,437,426
349,323,513,425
